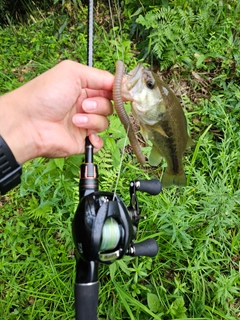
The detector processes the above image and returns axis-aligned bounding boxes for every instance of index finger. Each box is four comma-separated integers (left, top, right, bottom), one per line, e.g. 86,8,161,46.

83,88,113,100
74,62,115,91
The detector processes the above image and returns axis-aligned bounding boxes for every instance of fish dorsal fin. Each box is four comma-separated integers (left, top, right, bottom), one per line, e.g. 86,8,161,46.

149,146,162,166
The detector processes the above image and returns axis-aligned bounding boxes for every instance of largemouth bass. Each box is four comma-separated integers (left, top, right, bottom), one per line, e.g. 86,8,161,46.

121,63,192,187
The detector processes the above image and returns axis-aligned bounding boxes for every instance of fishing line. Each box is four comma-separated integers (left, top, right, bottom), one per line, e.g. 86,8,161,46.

113,127,130,201
107,0,124,62
100,217,121,251
108,0,132,199
113,0,123,35
108,0,119,61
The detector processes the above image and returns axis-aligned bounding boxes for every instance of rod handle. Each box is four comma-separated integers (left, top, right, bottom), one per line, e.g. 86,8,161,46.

75,281,99,320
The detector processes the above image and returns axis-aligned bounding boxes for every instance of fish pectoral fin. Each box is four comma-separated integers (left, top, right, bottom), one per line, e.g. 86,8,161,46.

187,136,194,148
152,125,168,138
148,146,162,166
140,125,149,142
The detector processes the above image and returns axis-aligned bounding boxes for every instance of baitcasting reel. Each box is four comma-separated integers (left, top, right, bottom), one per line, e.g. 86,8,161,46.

72,138,162,320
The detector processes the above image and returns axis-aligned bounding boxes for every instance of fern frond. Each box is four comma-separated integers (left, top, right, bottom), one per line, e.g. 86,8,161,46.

135,0,239,70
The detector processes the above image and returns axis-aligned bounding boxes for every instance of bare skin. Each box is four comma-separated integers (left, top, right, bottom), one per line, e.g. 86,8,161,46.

0,60,114,164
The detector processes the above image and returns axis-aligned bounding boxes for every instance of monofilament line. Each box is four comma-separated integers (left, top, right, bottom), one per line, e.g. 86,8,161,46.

109,0,127,200
113,125,130,201
108,0,122,61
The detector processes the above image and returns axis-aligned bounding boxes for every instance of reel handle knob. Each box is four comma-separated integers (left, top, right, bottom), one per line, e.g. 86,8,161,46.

134,179,162,195
130,238,159,257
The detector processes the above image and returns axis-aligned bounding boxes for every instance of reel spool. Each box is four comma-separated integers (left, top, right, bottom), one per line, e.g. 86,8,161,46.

72,191,134,264
100,217,121,251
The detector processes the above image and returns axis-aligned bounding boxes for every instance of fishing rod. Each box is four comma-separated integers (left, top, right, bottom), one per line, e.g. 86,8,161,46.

71,1,162,319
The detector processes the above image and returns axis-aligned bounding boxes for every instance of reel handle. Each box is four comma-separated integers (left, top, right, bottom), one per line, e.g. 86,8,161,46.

129,238,159,257
134,179,162,195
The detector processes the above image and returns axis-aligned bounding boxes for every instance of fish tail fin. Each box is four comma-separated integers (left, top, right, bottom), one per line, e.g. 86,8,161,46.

162,170,186,188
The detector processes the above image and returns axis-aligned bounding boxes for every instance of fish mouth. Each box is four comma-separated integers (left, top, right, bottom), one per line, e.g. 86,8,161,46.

121,63,145,101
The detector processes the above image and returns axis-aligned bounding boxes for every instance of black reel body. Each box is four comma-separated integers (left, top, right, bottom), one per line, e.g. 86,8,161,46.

73,176,162,268
72,191,133,264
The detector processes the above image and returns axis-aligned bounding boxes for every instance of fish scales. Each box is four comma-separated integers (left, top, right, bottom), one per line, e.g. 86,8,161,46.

121,63,192,187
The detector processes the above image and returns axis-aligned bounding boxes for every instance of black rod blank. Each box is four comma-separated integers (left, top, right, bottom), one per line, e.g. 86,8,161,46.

87,0,94,67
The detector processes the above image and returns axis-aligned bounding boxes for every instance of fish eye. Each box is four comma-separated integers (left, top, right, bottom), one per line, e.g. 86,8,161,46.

146,79,155,90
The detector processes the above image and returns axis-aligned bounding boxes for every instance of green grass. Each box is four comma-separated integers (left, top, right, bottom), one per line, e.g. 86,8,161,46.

0,1,240,319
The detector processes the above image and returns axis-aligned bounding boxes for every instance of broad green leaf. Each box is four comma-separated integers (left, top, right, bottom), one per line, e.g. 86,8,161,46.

54,158,65,171
147,293,161,313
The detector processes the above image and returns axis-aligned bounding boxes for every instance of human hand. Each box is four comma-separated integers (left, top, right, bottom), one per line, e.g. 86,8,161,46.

0,60,114,164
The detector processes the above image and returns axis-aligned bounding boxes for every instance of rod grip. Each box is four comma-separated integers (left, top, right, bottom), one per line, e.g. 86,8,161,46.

75,281,99,320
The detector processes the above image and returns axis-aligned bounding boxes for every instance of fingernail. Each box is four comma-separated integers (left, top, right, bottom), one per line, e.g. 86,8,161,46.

82,100,97,111
90,133,100,142
72,115,88,125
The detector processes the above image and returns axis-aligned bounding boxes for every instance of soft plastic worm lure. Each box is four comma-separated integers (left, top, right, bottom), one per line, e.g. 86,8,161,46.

113,60,145,165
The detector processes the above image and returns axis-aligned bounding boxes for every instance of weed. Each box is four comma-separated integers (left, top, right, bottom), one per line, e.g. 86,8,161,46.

0,1,240,319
